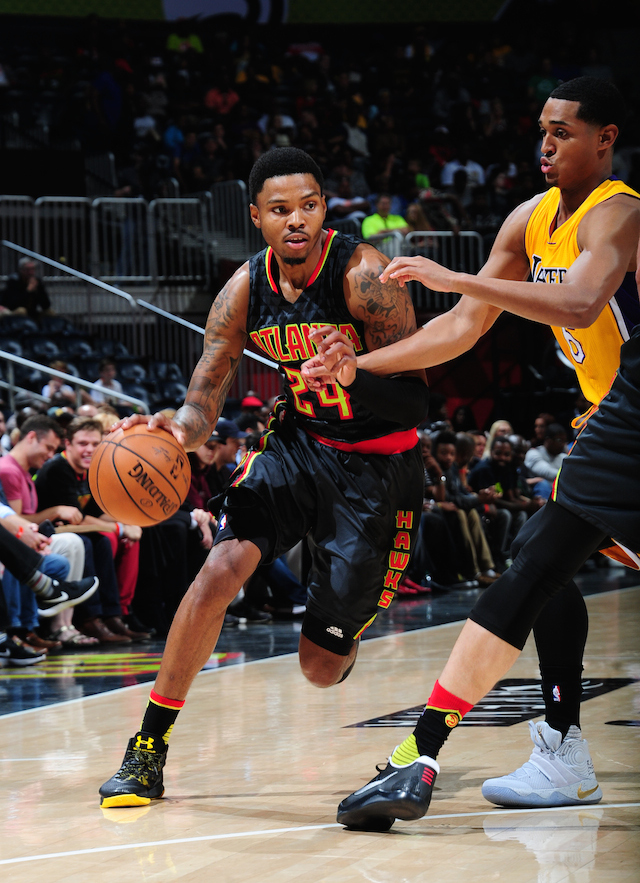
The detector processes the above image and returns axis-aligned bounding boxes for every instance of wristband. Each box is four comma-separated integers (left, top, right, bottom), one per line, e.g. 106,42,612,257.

16,526,25,539
116,522,124,537
345,369,430,430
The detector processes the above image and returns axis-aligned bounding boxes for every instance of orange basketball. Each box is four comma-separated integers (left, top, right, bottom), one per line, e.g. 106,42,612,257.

89,425,191,527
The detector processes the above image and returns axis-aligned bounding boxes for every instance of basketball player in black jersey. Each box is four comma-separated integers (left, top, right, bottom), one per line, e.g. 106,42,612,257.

99,147,429,808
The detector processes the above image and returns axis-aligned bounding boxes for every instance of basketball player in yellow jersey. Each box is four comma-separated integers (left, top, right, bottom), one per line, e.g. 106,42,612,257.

301,77,640,826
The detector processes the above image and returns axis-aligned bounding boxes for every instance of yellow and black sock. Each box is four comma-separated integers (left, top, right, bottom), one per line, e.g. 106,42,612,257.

140,689,185,745
393,680,474,764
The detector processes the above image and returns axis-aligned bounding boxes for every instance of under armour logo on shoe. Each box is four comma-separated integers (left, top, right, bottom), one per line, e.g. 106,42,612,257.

135,734,155,751
326,626,344,638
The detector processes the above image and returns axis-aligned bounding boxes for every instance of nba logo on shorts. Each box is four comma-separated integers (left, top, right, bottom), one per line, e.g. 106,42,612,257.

552,684,561,703
219,514,227,530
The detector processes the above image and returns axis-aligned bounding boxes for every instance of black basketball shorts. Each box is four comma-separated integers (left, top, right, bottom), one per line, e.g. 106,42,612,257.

213,426,423,650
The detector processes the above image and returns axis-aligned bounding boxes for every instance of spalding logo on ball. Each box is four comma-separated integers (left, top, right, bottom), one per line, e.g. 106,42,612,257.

89,425,191,527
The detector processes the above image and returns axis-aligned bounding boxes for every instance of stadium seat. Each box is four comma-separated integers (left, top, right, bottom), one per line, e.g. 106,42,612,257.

0,316,40,337
149,361,187,384
122,382,151,410
118,362,147,384
66,339,95,359
155,380,188,409
26,337,61,361
0,339,23,357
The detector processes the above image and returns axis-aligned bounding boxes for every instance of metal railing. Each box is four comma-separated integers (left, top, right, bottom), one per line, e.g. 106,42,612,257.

90,197,153,285
0,350,149,414
149,197,210,289
35,197,93,278
0,239,278,408
404,230,484,312
365,230,405,260
0,189,488,295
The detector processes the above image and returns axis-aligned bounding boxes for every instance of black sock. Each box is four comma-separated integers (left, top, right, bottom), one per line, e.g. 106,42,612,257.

541,665,583,737
412,681,474,760
140,689,185,745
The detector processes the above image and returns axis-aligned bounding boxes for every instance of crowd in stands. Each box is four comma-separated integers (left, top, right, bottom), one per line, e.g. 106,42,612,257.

1,17,637,252
399,405,585,598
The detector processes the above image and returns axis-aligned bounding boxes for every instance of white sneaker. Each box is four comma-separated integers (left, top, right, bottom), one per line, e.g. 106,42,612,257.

482,721,602,807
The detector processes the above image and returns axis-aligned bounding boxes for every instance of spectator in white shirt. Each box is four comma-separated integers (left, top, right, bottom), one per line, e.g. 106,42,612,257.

440,144,486,207
90,358,123,405
524,422,568,499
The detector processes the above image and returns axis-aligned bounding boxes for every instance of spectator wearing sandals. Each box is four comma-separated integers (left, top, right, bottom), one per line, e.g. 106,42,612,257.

34,417,147,643
0,415,90,650
0,520,98,665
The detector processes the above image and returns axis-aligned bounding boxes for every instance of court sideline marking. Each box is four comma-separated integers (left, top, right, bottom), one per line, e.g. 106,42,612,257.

0,802,638,866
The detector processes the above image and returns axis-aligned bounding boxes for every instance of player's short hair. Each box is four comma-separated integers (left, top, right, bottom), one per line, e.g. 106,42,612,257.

549,76,627,131
248,148,324,204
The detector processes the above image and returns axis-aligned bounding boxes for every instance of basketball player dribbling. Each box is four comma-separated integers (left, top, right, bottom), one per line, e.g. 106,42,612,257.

99,147,430,807
301,77,640,829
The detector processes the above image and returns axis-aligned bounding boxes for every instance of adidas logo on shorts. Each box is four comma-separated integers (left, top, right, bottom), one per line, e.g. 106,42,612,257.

326,625,344,638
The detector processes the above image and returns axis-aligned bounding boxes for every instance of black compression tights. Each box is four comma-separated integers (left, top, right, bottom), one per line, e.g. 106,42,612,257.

471,500,607,652
471,500,609,734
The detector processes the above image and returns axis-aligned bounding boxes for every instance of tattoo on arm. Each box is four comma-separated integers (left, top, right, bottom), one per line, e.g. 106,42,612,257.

173,279,247,449
351,264,417,350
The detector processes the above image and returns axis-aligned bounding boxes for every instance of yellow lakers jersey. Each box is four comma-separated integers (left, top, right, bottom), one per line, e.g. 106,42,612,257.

525,178,640,405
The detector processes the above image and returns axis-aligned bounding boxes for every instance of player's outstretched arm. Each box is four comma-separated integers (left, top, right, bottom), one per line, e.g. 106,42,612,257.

378,196,640,330
120,268,249,451
355,200,541,376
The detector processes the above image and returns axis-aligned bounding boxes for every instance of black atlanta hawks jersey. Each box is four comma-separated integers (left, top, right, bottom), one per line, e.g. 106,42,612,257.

247,229,414,445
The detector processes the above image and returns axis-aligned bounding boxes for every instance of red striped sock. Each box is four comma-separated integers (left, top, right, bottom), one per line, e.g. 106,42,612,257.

427,680,474,719
413,680,474,760
140,690,185,744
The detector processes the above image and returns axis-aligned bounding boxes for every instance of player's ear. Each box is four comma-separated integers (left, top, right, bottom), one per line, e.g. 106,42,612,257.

249,204,261,229
599,124,618,151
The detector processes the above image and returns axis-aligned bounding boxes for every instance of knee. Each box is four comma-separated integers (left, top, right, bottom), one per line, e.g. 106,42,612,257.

299,657,343,688
298,635,358,688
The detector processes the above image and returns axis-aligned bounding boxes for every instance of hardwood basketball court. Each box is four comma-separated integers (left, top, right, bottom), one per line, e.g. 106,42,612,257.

1,582,638,881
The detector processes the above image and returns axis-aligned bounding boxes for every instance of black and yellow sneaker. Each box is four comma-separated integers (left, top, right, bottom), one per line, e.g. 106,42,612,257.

337,754,439,831
99,732,168,808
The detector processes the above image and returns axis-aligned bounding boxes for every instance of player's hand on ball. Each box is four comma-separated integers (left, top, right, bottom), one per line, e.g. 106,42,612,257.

117,411,187,449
